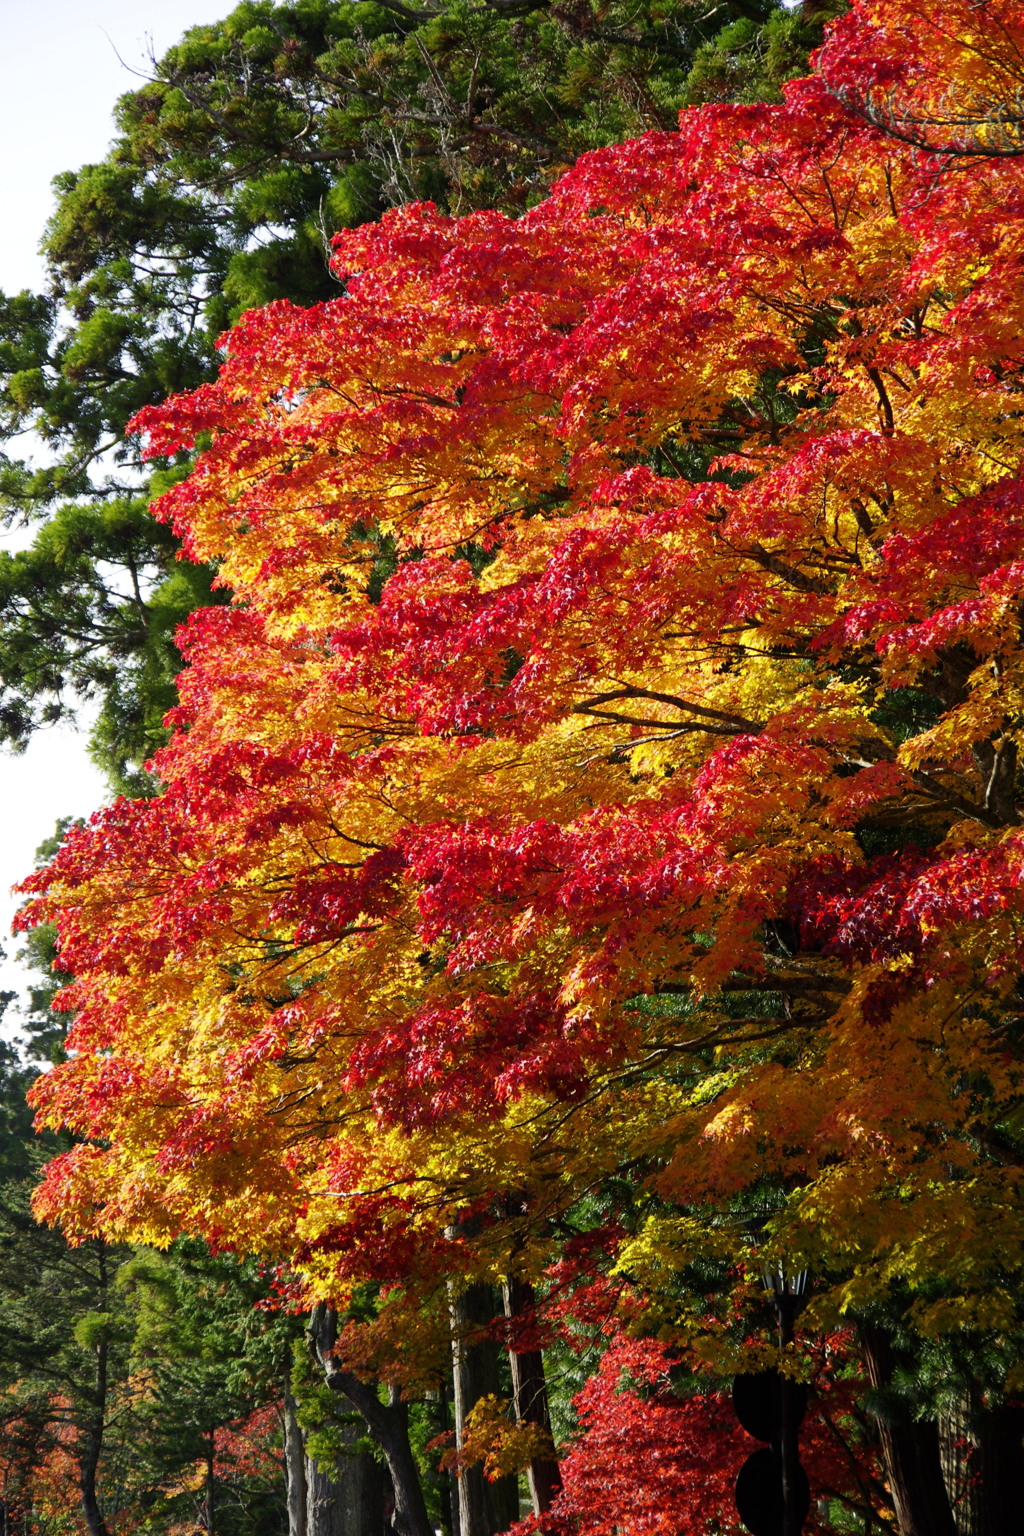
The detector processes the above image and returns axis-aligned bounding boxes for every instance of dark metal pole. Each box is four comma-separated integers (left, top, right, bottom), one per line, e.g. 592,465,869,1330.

776,1290,800,1536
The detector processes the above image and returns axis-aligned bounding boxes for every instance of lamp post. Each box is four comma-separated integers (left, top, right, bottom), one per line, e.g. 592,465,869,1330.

732,1266,811,1536
765,1267,809,1536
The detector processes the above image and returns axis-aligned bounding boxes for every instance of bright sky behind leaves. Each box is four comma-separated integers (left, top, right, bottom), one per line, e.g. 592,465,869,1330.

0,0,227,1030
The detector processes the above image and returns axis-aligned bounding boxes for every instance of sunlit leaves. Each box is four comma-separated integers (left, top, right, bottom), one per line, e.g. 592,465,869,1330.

20,1,1024,1387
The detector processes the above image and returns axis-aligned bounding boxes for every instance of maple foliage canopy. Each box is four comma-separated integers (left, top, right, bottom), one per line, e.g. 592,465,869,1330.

20,0,1024,1402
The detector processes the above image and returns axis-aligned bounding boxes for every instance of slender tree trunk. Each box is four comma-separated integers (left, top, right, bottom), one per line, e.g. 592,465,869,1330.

502,1278,560,1515
940,1394,1024,1535
204,1429,216,1535
80,1405,110,1536
308,1304,433,1536
439,1379,461,1536
79,1245,111,1536
450,1282,520,1536
859,1325,956,1536
284,1393,308,1536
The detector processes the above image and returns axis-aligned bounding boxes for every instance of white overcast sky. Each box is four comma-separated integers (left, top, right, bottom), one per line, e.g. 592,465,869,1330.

0,0,230,1029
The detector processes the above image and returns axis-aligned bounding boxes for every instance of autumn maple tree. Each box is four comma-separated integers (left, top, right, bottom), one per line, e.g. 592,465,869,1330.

19,1,1024,1532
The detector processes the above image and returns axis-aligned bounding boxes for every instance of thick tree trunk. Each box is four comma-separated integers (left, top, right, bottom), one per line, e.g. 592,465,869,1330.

308,1304,433,1536
284,1393,308,1536
339,1436,386,1536
859,1324,956,1536
940,1395,1024,1535
502,1278,561,1515
306,1457,335,1536
305,1425,385,1536
450,1283,521,1536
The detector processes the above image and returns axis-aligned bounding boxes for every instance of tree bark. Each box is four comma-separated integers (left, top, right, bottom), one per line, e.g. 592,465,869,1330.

450,1282,520,1536
438,1379,461,1536
308,1303,433,1536
502,1278,560,1515
859,1324,956,1536
284,1393,308,1536
306,1456,335,1536
79,1244,111,1536
204,1430,216,1536
305,1423,385,1536
338,1434,386,1536
940,1394,1024,1535
79,1340,111,1536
